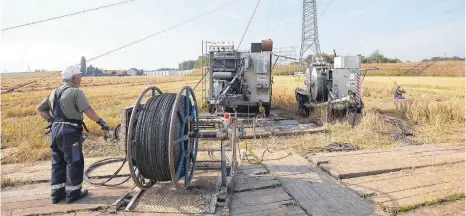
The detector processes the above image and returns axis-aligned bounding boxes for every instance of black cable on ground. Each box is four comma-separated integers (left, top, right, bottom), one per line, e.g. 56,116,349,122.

84,157,130,187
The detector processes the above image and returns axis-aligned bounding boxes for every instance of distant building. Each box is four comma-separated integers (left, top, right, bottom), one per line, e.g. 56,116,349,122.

127,68,138,76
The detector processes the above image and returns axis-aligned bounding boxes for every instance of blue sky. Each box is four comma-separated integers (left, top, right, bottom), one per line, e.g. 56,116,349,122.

1,0,464,72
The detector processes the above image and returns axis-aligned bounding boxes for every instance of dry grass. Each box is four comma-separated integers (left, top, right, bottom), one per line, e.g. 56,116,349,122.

267,76,465,154
1,73,464,163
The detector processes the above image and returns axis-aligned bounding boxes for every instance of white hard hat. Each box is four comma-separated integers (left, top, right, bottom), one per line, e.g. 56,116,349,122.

62,66,81,80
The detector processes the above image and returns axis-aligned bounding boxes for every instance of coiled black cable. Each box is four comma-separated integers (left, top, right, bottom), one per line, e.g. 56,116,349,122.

84,93,191,186
84,157,130,187
134,93,189,181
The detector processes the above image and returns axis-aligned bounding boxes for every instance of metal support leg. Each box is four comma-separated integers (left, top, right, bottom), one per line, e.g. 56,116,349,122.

221,141,226,186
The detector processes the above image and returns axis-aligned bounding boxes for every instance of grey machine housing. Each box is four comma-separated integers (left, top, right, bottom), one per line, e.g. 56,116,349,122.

295,55,364,117
207,41,273,116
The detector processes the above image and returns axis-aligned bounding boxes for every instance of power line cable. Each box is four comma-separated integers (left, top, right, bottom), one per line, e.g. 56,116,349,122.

1,72,60,94
237,0,261,49
86,0,241,63
2,0,137,31
319,0,336,18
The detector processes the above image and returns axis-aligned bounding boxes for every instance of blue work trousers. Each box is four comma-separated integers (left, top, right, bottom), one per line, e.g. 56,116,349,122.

49,123,84,201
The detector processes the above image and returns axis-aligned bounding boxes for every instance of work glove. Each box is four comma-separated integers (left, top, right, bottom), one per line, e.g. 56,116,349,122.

46,118,53,126
96,118,110,131
45,118,54,134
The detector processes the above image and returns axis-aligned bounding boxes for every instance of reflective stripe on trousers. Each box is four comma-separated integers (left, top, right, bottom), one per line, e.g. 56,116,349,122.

65,184,82,191
51,183,66,190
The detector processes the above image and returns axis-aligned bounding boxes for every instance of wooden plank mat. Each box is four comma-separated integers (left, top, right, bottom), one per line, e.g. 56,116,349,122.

231,164,307,216
254,149,378,216
309,144,465,179
1,181,133,216
234,164,280,192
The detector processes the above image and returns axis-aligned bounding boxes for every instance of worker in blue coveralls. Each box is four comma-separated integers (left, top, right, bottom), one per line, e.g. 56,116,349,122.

37,66,110,204
392,81,406,99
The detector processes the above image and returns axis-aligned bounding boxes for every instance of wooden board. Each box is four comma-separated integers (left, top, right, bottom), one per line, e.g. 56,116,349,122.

231,164,307,216
230,188,305,216
254,149,377,216
234,175,281,192
343,163,465,198
233,164,280,192
1,182,133,216
308,144,465,179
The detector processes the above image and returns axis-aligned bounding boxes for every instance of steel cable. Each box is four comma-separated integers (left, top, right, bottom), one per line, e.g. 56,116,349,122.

237,0,261,49
86,0,241,64
2,0,137,31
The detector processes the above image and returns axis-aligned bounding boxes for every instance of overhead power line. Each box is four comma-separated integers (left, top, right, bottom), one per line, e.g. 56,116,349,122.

1,72,60,94
237,0,261,49
86,0,242,63
319,0,336,18
2,0,137,31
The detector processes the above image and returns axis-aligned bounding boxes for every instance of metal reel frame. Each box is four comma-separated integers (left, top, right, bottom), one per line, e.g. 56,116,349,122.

127,86,163,189
168,86,200,190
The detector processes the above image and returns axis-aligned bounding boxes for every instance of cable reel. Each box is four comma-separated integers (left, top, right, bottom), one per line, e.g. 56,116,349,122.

126,86,199,190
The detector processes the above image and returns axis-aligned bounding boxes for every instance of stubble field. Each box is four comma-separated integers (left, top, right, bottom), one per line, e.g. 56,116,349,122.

1,72,464,164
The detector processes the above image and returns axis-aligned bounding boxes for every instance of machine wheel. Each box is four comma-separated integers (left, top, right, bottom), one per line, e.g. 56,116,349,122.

208,104,216,114
347,107,363,127
298,105,309,117
264,104,270,117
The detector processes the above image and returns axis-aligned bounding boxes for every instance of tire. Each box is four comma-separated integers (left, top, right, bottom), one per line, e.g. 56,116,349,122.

264,104,270,117
208,104,216,114
298,105,309,117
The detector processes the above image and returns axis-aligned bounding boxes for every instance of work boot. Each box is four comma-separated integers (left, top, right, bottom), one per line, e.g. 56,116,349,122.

52,195,65,204
51,187,65,204
66,189,88,204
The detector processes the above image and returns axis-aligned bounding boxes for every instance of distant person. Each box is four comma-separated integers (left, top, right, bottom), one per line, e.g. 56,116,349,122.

392,81,406,99
36,66,110,204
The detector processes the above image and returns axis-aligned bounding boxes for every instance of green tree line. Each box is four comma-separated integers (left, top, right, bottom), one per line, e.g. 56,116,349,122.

178,56,210,70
